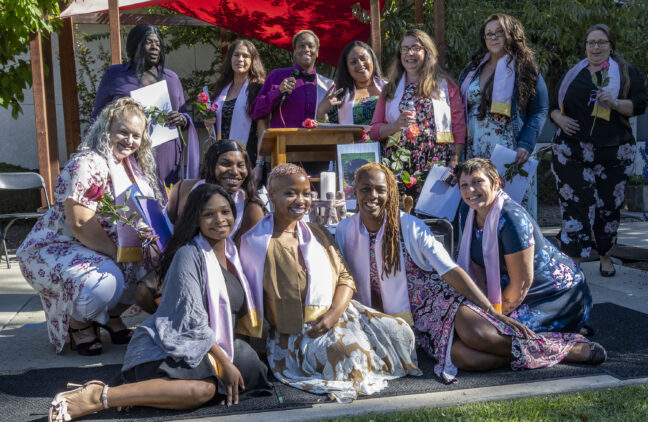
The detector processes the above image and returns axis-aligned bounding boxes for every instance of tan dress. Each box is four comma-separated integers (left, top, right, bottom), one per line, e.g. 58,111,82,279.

263,224,421,402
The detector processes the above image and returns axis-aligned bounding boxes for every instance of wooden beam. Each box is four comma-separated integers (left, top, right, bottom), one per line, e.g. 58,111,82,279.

108,0,121,64
434,0,446,68
41,34,61,189
221,29,229,62
59,17,81,157
72,13,212,26
370,0,381,64
29,32,58,206
415,0,423,24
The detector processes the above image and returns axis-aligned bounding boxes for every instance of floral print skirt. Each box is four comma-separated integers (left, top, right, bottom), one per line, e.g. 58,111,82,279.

266,299,422,402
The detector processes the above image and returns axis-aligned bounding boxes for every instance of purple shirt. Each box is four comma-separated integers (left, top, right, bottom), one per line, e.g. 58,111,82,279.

251,64,323,128
92,62,188,189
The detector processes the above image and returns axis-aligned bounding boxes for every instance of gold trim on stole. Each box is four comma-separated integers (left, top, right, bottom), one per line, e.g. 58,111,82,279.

116,247,142,263
435,131,455,144
591,104,611,121
206,352,222,377
393,311,415,326
235,309,263,338
490,101,511,117
304,305,329,323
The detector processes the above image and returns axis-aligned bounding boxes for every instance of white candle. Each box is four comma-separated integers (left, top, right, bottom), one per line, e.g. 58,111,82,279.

320,171,336,200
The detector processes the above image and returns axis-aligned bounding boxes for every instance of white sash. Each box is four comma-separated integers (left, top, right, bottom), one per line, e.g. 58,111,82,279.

337,77,386,125
216,79,252,143
230,188,246,238
314,74,334,119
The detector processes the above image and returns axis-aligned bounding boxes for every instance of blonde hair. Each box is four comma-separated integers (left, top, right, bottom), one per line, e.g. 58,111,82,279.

78,97,162,200
382,29,449,100
353,162,401,276
268,163,307,192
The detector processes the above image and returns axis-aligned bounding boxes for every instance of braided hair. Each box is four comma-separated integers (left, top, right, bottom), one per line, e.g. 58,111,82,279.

353,162,401,276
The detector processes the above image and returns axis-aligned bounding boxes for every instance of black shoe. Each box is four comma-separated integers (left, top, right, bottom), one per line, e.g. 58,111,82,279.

587,342,607,365
69,323,102,356
98,316,133,345
599,263,616,277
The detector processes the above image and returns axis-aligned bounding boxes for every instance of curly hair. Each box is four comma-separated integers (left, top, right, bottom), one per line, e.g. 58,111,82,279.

212,39,266,114
126,24,165,83
268,163,307,192
469,13,538,119
353,162,401,276
78,97,162,200
584,24,630,97
382,29,449,101
335,41,384,99
200,140,263,207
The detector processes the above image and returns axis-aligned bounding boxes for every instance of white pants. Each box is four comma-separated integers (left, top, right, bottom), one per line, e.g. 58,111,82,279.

70,260,126,324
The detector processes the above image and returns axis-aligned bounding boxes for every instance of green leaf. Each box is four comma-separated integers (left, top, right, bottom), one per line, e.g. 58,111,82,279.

401,170,411,183
520,169,529,177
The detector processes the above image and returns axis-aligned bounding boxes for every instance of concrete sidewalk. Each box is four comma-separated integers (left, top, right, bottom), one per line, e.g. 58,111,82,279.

1,220,647,420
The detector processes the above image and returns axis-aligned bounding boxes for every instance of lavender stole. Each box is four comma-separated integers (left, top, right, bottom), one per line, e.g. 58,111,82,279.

558,57,620,122
457,190,509,313
230,189,246,239
460,54,516,117
197,233,261,364
339,213,413,325
337,77,386,125
239,214,334,325
184,115,200,179
215,79,252,143
107,155,155,263
314,73,334,119
386,75,455,143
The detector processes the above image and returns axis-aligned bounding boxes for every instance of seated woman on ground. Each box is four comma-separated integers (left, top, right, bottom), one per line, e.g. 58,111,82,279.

48,184,272,422
17,97,162,356
136,140,265,313
239,163,421,402
336,162,605,382
457,158,594,334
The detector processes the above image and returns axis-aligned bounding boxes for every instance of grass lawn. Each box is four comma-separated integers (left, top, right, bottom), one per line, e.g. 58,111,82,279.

327,384,648,421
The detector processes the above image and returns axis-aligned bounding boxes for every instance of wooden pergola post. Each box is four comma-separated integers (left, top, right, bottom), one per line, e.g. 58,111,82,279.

59,16,81,156
434,0,446,67
370,0,381,64
109,0,122,64
29,31,60,206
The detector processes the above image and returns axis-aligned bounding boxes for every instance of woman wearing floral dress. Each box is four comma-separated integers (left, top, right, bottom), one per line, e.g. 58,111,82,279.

458,13,548,219
549,24,647,276
337,162,605,383
17,98,162,355
370,29,466,200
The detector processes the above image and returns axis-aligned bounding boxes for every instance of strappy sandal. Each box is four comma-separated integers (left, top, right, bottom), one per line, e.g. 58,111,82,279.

587,342,607,365
69,324,102,356
49,380,108,422
97,315,133,345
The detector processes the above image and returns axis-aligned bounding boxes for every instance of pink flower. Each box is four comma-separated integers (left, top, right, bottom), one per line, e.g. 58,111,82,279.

302,118,318,129
405,125,420,139
600,61,610,71
404,175,417,188
210,103,217,112
84,184,104,201
360,132,370,142
197,92,209,105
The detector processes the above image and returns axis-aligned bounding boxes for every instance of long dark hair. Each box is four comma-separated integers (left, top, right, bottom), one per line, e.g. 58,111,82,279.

157,184,235,281
335,41,384,98
200,140,264,208
469,14,538,118
584,24,630,97
213,39,266,114
126,24,165,82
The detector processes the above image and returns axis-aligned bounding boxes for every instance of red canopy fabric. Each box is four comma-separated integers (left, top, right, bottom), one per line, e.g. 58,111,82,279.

62,0,383,66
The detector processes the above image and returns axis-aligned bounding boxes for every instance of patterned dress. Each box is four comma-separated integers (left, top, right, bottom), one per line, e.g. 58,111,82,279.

466,77,537,218
16,151,151,353
368,231,589,383
383,83,456,199
328,96,379,126
459,199,592,332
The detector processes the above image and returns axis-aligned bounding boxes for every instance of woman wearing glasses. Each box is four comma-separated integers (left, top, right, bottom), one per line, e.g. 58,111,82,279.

549,24,647,276
459,13,548,218
369,29,466,200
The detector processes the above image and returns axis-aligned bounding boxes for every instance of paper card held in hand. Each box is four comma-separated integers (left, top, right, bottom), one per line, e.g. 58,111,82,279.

130,80,178,147
132,193,172,252
489,144,538,204
336,142,381,209
414,164,462,220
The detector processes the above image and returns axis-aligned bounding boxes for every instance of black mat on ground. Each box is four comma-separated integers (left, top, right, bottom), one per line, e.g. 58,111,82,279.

1,303,646,422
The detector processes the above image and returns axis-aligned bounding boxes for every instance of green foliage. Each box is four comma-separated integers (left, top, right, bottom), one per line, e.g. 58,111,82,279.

74,29,112,129
380,0,648,94
0,0,60,118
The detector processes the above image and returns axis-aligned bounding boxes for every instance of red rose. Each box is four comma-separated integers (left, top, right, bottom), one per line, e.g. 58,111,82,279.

404,175,417,188
360,132,370,142
302,118,318,129
405,125,420,139
197,92,209,105
85,184,104,201
600,61,610,70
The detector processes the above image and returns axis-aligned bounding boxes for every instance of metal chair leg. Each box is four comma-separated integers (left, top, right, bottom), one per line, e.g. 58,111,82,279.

0,224,9,269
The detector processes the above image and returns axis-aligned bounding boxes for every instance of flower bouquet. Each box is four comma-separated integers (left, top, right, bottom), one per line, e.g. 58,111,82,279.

589,61,610,135
195,87,219,142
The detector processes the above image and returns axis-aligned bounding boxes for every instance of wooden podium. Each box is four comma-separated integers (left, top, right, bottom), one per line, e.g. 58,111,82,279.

260,127,366,178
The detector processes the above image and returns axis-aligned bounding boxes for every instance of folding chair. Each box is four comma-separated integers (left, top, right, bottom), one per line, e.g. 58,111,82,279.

421,218,454,257
0,172,51,268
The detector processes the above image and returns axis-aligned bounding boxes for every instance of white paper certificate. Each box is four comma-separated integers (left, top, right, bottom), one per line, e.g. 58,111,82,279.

415,164,462,220
130,80,178,148
489,144,538,204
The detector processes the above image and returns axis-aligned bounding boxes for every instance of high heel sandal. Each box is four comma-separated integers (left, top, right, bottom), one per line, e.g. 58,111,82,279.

587,342,607,365
97,315,133,345
69,324,102,356
49,380,108,422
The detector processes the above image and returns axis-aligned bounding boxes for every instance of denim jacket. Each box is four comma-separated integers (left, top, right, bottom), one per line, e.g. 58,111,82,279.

458,64,548,153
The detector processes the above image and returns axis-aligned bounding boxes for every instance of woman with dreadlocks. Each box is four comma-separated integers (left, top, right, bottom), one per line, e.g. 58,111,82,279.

336,163,603,383
92,24,197,192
